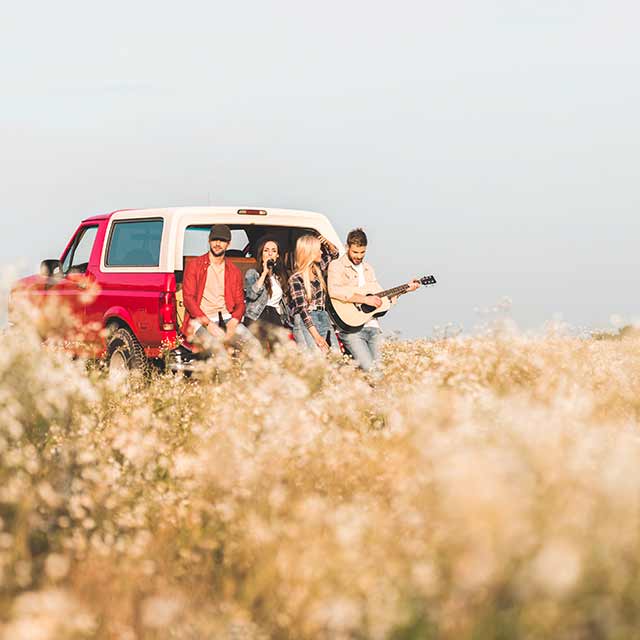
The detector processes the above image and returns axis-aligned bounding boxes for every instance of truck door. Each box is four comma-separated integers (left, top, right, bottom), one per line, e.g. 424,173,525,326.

51,224,100,347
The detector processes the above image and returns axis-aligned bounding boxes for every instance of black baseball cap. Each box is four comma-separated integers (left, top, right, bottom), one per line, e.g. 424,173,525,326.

208,224,232,242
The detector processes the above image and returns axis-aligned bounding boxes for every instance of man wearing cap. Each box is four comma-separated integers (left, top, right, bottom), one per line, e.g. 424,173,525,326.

181,224,250,347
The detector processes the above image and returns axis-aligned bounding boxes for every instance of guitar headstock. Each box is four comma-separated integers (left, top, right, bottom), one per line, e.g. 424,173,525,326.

418,275,437,286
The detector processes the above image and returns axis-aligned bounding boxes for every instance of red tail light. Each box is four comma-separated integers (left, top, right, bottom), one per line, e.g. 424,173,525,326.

160,292,176,331
237,209,267,216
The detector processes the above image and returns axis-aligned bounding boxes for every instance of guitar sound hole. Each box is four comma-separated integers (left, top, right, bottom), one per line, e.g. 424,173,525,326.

361,304,376,313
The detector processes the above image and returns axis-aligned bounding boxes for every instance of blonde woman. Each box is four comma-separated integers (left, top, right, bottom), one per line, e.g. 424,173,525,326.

288,234,340,353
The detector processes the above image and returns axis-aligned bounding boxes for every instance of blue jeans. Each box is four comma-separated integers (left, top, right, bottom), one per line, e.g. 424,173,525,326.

193,315,257,354
292,311,340,352
340,327,382,372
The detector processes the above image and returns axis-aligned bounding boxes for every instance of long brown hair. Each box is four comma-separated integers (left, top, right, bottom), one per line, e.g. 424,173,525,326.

255,236,288,297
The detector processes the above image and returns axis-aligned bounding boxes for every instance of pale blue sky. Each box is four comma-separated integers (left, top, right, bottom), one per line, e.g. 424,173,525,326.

1,0,639,337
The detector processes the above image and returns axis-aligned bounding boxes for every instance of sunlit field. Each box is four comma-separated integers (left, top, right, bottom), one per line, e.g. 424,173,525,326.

2,302,640,639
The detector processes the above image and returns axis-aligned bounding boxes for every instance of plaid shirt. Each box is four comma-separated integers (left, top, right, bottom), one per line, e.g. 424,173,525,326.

288,244,339,329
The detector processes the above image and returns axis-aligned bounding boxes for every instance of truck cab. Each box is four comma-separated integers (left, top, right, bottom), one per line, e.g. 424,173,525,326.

10,207,343,372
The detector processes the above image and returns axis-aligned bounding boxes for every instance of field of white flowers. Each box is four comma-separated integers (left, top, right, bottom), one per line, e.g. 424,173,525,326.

2,304,640,639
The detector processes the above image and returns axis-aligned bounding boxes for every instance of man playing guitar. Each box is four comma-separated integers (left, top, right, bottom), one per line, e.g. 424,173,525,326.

327,228,419,372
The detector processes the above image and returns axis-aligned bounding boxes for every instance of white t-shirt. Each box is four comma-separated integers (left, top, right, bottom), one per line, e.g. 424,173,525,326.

266,275,283,311
354,263,380,329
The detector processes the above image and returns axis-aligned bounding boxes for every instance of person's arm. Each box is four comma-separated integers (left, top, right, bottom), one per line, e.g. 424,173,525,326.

288,277,312,329
230,268,246,323
223,269,245,339
225,317,239,339
327,260,356,303
328,260,382,307
389,279,420,305
244,269,265,301
183,259,210,326
318,236,340,270
307,324,329,353
360,264,383,307
406,279,420,292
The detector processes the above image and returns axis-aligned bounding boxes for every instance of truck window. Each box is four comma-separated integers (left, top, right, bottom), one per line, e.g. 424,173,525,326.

183,226,249,256
106,219,163,267
62,225,99,274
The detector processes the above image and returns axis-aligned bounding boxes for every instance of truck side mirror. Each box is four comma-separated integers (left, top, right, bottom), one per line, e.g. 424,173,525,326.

40,259,62,278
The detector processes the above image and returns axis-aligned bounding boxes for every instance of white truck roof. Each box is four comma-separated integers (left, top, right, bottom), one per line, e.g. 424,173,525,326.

99,206,343,272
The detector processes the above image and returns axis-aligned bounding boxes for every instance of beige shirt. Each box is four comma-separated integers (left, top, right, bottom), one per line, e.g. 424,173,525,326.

327,252,382,302
200,260,229,317
353,262,380,329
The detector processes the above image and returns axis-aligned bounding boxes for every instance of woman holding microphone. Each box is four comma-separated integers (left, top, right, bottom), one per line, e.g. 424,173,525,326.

244,237,291,342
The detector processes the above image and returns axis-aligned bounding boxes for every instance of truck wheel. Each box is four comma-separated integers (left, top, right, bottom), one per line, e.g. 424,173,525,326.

106,327,149,377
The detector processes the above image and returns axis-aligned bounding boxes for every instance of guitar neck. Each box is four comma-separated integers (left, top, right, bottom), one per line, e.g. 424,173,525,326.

376,283,410,299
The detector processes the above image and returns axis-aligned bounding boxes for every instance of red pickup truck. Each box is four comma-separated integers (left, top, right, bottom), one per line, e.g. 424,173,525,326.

10,207,342,373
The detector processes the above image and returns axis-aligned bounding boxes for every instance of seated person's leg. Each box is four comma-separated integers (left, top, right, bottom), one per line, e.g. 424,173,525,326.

191,319,226,358
226,321,263,355
232,322,254,342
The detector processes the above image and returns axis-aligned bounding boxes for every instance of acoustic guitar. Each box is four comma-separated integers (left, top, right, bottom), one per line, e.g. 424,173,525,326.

328,275,437,333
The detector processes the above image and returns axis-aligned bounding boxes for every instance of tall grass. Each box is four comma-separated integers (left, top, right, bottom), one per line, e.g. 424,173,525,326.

1,304,640,638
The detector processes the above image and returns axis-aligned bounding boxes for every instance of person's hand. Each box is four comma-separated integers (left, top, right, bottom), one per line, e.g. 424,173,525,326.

206,322,225,338
262,255,272,273
365,295,383,308
225,318,239,340
318,235,337,253
314,335,330,353
309,326,330,353
407,279,420,292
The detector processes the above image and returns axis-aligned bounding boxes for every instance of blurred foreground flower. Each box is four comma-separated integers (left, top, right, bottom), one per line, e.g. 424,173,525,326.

1,299,640,638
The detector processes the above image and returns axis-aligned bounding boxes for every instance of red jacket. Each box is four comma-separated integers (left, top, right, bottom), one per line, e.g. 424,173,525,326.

181,253,246,335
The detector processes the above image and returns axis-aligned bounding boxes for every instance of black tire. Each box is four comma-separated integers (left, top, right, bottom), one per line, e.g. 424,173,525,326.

106,327,150,377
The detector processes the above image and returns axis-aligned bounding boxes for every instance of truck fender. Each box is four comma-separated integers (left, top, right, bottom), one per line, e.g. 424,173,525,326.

102,307,139,339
